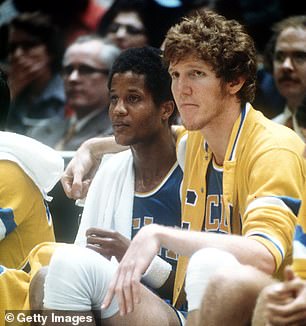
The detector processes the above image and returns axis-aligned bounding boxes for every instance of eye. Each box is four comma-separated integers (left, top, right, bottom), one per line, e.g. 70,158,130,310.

191,70,205,78
127,94,141,103
78,65,96,75
273,51,285,63
108,23,120,33
110,94,118,104
293,51,306,64
126,25,145,35
169,71,179,80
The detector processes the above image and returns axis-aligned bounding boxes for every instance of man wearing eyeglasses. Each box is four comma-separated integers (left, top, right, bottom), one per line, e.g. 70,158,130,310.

30,35,121,150
266,15,306,141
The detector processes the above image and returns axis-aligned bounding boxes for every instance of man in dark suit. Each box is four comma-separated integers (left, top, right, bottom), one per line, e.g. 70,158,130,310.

29,35,121,150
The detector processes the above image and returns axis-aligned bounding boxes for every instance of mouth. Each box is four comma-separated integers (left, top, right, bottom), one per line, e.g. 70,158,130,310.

278,76,299,85
112,122,130,129
179,103,198,109
67,89,84,97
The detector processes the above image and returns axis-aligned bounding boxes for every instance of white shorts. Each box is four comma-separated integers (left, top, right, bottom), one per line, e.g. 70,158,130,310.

44,244,119,319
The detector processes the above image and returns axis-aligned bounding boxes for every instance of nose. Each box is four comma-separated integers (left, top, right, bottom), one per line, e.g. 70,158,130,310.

112,99,128,115
10,46,23,59
115,26,128,39
68,69,80,81
282,56,294,70
173,76,192,97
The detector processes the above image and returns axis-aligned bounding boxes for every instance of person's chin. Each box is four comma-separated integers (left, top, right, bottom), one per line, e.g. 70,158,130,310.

69,101,86,110
114,135,130,146
182,119,202,131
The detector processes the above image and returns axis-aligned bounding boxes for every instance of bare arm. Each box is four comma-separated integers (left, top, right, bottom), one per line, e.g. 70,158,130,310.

61,126,181,200
102,223,275,315
154,225,274,274
61,137,127,199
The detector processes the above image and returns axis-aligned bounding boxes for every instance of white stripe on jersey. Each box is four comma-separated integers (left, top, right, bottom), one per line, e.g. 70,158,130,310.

0,219,6,240
230,103,251,161
177,133,188,171
245,196,291,215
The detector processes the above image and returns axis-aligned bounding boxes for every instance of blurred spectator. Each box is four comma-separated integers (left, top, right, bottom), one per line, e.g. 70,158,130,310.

236,0,286,119
29,35,120,150
0,0,106,68
253,63,285,119
264,15,306,139
97,0,241,51
97,0,150,50
5,12,66,135
0,68,63,269
0,68,10,129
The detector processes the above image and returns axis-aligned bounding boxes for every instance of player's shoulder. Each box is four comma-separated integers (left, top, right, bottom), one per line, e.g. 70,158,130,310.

0,160,29,182
250,110,304,151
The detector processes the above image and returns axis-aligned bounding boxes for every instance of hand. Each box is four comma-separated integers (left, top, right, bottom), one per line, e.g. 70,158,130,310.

9,51,50,99
102,224,161,315
265,266,306,325
86,227,130,262
61,142,100,199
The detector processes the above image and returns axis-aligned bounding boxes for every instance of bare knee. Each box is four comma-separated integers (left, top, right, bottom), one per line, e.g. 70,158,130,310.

200,265,273,326
206,265,272,304
185,248,240,312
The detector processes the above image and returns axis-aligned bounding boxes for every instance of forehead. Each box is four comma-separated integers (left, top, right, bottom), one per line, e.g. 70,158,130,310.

276,27,306,51
110,71,147,90
169,55,211,71
113,12,144,28
64,41,103,63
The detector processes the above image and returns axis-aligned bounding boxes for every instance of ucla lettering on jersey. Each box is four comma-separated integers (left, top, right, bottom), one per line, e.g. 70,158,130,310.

185,190,197,206
132,163,182,268
203,160,228,233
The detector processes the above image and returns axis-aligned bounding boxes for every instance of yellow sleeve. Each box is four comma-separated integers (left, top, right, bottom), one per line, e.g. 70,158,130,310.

243,148,305,279
0,161,55,268
292,187,306,279
0,266,30,314
0,161,36,235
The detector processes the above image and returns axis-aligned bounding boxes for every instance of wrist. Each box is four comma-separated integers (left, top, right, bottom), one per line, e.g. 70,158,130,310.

146,224,164,248
141,256,172,289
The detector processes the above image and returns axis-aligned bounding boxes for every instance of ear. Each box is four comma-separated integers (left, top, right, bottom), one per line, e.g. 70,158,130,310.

160,100,175,122
227,76,246,95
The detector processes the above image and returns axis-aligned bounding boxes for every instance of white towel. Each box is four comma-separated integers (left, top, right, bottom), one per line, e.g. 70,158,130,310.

0,132,64,199
75,150,134,246
74,149,173,288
